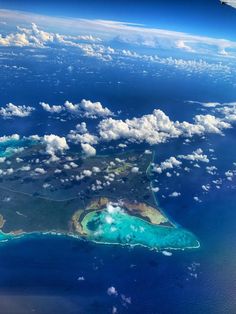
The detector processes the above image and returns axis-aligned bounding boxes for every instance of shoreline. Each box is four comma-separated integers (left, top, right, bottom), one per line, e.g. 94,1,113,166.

0,148,200,253
0,230,200,252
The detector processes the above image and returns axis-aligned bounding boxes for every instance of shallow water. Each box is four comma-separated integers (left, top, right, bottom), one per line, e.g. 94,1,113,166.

82,208,199,250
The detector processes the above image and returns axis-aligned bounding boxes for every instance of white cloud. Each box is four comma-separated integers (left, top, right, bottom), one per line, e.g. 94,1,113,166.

68,131,98,145
176,40,195,53
121,50,231,75
79,99,113,118
178,149,209,163
193,114,231,134
41,99,113,118
64,99,113,118
40,102,63,113
0,22,101,49
0,20,233,76
217,103,236,122
98,107,233,146
1,10,236,58
112,306,118,314
107,286,118,296
82,169,93,177
202,184,210,191
153,157,182,174
99,109,181,144
81,143,96,157
0,23,113,61
75,122,88,134
131,166,139,173
225,170,234,180
0,134,20,142
169,192,181,197
34,167,47,175
43,134,69,161
194,196,201,202
187,101,221,108
206,166,217,175
92,166,101,173
187,101,236,124
151,186,160,192
0,103,34,118
20,165,31,171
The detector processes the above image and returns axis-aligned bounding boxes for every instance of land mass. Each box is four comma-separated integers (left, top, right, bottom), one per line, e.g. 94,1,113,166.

0,141,199,251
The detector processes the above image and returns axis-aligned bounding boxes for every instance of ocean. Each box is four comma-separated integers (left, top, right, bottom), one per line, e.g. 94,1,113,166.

0,49,236,313
0,128,235,313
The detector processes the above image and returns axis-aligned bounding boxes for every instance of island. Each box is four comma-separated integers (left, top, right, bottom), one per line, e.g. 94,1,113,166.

0,138,200,251
72,198,199,250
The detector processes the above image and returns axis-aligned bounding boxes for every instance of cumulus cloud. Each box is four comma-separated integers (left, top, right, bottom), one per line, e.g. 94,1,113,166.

194,196,201,202
131,166,139,173
43,134,69,161
1,20,233,76
217,103,236,122
178,149,209,163
225,170,234,181
69,132,99,145
99,109,181,144
92,166,101,173
40,102,63,113
98,107,233,146
153,157,182,174
75,122,88,134
206,165,217,175
1,15,236,69
169,191,181,197
193,114,231,134
202,184,210,192
79,99,113,118
34,167,47,175
107,286,118,296
0,134,20,142
151,186,160,192
64,99,113,118
188,101,236,124
122,50,232,75
152,149,210,176
82,169,93,177
68,126,99,145
0,23,101,49
81,143,96,157
41,99,113,118
67,122,99,145
0,103,34,118
0,23,115,61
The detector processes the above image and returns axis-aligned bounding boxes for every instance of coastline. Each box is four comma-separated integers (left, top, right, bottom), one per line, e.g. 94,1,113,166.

0,229,200,252
0,148,200,252
146,149,181,227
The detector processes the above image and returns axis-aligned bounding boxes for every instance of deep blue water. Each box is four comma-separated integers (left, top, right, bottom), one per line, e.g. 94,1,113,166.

0,132,235,314
0,48,236,313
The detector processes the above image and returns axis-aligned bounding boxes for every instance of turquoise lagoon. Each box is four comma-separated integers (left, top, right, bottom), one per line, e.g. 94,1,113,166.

81,207,199,250
0,137,34,158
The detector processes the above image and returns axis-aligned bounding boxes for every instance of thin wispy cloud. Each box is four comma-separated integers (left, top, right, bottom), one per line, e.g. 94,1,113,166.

1,9,236,57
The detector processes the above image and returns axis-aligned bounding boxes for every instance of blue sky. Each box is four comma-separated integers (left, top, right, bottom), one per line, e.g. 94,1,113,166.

1,0,236,59
1,0,236,40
